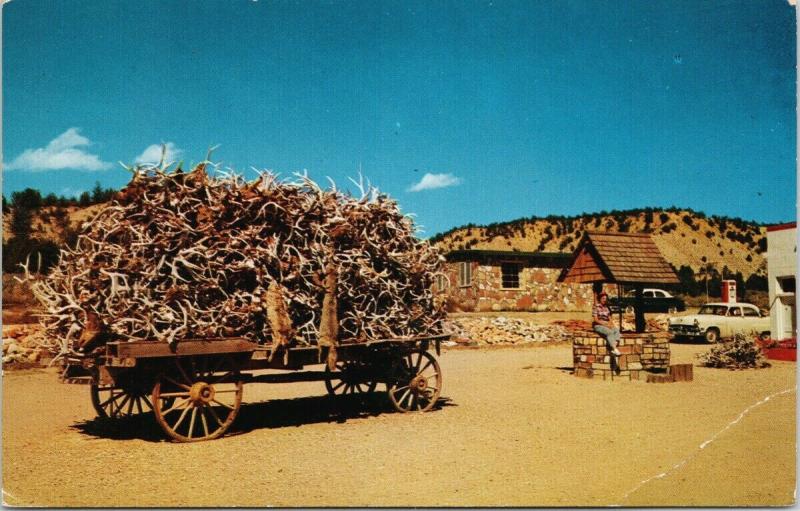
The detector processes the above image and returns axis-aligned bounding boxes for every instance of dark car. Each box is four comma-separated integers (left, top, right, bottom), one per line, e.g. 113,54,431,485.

607,288,686,314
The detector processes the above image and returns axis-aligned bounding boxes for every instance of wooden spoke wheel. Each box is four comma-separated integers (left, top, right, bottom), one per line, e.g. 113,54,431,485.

152,356,243,442
387,350,442,413
324,359,377,396
91,383,154,419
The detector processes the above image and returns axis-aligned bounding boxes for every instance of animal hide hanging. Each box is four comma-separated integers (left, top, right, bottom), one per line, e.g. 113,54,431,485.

265,280,295,363
317,261,339,371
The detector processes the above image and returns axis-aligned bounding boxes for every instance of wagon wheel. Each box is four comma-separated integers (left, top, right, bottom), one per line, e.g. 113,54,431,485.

387,350,442,413
91,383,155,419
324,359,377,396
152,355,243,442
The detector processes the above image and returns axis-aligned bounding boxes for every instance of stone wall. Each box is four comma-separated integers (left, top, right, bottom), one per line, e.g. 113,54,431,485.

440,261,596,312
572,330,671,380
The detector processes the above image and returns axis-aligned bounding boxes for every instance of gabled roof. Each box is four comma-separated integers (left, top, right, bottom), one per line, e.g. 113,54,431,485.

558,231,679,285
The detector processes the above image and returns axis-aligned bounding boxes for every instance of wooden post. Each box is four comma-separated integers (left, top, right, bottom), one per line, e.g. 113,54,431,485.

616,283,623,331
669,364,694,382
634,285,646,333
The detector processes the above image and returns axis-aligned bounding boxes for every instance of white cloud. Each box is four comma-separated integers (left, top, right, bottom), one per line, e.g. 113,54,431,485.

135,142,183,165
5,128,111,172
407,172,462,192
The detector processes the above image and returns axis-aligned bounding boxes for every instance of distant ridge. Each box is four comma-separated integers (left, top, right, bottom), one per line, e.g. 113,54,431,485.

430,208,771,279
5,203,778,280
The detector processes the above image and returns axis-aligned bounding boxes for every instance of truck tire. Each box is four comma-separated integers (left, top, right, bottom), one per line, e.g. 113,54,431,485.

705,327,720,344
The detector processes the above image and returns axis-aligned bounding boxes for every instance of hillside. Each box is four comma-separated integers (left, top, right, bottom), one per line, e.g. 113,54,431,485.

430,209,768,279
4,205,771,280
3,204,104,244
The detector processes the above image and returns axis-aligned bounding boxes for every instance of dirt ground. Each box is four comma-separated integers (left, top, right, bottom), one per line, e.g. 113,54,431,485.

2,341,795,507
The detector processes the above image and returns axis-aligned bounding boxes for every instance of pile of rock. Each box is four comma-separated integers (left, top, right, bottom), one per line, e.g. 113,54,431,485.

447,316,570,345
647,314,670,331
550,319,594,333
552,314,670,335
3,325,50,367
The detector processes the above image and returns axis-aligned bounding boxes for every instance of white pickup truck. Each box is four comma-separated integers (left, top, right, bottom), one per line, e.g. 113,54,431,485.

668,302,770,343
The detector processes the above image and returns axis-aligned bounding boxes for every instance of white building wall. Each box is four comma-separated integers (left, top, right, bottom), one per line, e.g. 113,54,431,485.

766,226,797,340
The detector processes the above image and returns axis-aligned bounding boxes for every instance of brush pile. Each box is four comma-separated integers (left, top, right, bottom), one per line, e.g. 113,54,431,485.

24,162,447,358
697,333,771,369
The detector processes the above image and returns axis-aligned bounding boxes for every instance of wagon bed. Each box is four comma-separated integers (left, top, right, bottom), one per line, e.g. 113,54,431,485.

62,334,449,442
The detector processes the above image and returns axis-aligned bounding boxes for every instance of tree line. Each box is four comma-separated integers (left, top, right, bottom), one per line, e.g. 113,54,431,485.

673,264,768,296
2,182,117,274
2,182,116,212
429,206,766,244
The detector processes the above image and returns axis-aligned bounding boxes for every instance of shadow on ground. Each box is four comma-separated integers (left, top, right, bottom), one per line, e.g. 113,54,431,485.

670,337,713,345
70,392,456,442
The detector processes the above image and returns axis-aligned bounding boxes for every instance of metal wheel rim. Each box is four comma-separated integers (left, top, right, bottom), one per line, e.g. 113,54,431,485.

387,350,442,413
152,356,243,442
91,383,153,419
324,360,378,396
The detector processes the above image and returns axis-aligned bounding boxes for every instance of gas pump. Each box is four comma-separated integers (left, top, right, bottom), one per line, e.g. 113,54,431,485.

720,280,737,304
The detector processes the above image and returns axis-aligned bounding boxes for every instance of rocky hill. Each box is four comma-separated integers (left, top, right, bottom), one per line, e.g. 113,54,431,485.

5,204,771,280
430,208,768,279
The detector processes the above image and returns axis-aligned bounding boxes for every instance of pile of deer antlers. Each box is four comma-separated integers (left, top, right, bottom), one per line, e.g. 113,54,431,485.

23,161,447,358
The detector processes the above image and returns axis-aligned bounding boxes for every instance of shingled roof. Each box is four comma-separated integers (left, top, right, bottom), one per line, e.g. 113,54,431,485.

558,231,679,285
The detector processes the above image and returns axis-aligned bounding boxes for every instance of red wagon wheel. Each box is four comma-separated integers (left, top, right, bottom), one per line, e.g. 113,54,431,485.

91,383,155,419
152,355,243,442
387,349,442,413
324,359,378,396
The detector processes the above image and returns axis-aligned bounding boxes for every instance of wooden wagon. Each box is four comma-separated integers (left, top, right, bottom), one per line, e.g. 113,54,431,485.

61,334,448,442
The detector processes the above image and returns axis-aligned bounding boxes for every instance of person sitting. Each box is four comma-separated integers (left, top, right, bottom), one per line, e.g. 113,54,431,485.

593,291,621,356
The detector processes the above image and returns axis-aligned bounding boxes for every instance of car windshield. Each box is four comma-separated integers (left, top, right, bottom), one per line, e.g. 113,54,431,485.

698,305,728,316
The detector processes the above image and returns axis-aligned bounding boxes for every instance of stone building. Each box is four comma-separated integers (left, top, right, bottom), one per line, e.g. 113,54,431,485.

436,249,595,312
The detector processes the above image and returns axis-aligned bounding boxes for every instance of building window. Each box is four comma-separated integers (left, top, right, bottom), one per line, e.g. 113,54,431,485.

458,262,472,287
436,274,449,292
501,262,521,289
778,276,796,294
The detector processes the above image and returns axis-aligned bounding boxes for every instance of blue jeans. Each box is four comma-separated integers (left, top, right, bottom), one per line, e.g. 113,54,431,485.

593,324,621,350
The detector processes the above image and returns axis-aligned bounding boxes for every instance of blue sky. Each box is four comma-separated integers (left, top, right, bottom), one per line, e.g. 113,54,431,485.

3,0,796,236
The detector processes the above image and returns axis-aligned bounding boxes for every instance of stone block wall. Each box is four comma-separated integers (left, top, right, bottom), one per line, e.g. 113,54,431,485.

441,261,596,312
572,331,671,380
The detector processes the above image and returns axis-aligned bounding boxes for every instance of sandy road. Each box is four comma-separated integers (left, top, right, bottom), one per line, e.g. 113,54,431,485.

2,343,795,507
